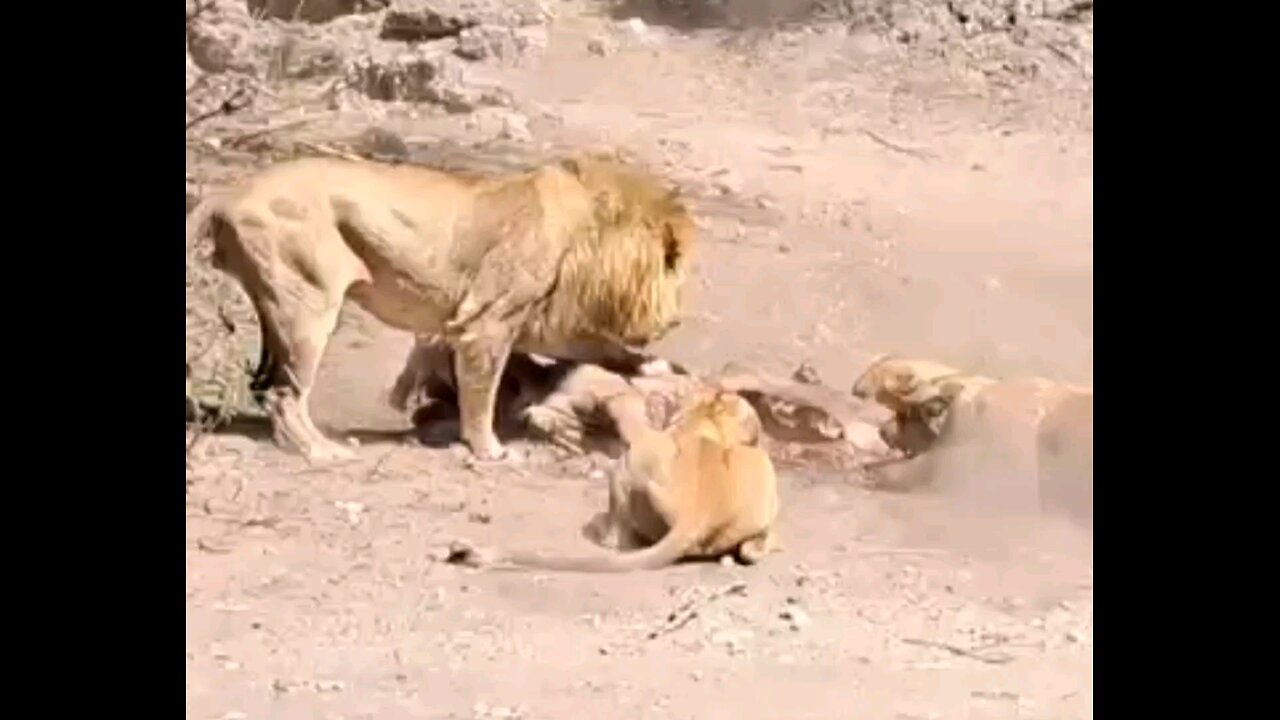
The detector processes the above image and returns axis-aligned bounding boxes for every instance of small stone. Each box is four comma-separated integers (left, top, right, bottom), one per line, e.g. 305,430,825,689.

791,363,821,385
780,606,811,631
498,111,533,142
445,540,485,567
621,17,647,37
334,500,365,526
587,37,613,56
314,679,345,692
355,126,409,161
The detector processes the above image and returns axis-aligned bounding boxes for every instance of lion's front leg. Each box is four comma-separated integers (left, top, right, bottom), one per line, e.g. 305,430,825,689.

453,324,516,460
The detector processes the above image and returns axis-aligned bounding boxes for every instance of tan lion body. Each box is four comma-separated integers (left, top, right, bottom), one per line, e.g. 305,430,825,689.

500,390,781,572
853,356,1093,526
187,154,693,462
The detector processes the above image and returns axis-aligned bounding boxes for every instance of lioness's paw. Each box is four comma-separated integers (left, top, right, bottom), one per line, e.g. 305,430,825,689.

305,441,360,465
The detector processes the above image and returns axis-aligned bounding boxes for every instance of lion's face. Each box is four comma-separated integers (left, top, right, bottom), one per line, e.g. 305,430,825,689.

609,208,694,346
550,157,697,350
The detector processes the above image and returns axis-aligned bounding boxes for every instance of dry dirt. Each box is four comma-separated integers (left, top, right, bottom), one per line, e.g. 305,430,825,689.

186,1,1093,717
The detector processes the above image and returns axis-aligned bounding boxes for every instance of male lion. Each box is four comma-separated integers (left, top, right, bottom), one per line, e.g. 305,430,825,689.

187,153,695,462
494,388,782,572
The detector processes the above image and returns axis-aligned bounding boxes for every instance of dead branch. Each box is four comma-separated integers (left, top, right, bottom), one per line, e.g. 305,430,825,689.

186,85,256,131
646,581,748,640
902,638,1015,664
858,128,938,160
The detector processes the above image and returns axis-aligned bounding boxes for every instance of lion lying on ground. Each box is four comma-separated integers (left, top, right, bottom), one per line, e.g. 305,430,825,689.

490,388,781,572
851,355,1093,526
186,152,695,462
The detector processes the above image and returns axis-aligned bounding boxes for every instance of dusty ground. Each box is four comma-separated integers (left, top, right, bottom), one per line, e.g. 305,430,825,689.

186,1,1093,717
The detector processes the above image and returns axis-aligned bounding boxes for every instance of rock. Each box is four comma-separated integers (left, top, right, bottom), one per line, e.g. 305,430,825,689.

464,107,532,142
780,605,811,631
186,0,265,76
454,24,547,63
345,45,514,110
381,0,548,43
382,3,473,41
186,50,201,89
621,17,647,37
249,0,388,23
586,36,614,56
185,71,259,128
267,30,344,80
353,126,410,160
792,363,822,385
444,540,486,567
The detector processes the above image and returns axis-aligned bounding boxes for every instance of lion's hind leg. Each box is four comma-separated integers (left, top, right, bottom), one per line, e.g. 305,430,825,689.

256,291,356,463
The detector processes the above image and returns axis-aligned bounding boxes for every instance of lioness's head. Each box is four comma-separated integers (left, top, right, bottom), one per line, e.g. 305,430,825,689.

674,389,763,447
852,354,908,403
852,355,966,409
552,154,695,348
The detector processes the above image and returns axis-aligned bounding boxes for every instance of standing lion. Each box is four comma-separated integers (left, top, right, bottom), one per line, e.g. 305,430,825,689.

186,153,695,462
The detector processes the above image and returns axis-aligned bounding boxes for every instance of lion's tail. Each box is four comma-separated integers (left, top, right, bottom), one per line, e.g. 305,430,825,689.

497,518,701,573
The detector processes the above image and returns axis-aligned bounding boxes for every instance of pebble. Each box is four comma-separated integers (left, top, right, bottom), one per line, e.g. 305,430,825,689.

587,37,613,56
780,606,811,631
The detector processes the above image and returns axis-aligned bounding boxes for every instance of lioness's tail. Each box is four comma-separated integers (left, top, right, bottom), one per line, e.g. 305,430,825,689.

500,520,700,573
186,193,280,405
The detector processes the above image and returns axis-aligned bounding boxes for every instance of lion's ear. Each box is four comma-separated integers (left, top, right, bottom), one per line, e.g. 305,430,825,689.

560,157,583,178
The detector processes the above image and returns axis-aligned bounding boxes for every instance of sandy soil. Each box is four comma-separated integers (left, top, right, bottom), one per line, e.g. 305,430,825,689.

186,2,1093,717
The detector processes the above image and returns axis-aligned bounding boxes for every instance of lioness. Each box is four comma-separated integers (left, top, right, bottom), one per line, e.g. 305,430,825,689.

187,153,695,462
496,389,781,572
852,355,1093,526
851,354,994,457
